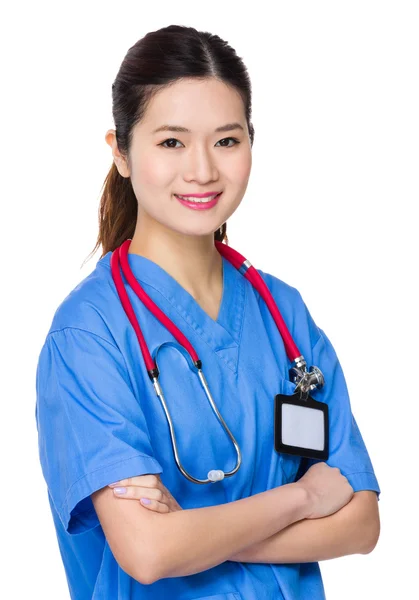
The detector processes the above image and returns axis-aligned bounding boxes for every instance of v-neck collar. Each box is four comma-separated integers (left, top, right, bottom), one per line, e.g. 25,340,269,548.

99,250,246,372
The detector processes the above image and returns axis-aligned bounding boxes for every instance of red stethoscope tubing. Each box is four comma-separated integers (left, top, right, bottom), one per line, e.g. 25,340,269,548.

110,239,302,373
215,241,301,360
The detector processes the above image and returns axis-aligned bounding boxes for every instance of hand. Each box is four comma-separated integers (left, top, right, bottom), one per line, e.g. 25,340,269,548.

295,461,354,519
108,474,183,513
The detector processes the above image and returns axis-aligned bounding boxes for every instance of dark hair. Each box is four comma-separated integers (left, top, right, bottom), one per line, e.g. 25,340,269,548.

88,25,255,261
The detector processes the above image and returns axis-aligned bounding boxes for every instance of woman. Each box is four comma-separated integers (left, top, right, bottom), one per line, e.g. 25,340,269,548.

35,24,381,600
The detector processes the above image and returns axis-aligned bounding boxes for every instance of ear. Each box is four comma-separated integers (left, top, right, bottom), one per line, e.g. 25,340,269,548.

105,128,130,178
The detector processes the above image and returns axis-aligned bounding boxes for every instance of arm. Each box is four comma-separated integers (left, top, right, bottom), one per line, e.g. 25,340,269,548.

227,490,380,564
93,481,309,585
149,482,310,582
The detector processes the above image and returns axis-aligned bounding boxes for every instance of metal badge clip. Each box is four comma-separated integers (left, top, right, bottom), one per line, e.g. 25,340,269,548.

289,361,325,401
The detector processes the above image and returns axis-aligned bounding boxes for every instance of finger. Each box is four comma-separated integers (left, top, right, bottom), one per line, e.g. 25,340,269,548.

109,474,161,488
140,498,170,513
112,485,165,503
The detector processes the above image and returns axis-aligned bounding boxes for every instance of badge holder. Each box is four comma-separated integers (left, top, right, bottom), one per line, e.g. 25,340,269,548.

274,390,329,461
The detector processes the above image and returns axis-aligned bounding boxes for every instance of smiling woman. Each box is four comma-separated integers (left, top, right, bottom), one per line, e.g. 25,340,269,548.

101,75,252,262
35,22,381,600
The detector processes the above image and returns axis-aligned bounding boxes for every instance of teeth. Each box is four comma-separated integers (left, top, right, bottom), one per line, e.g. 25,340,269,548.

176,194,219,203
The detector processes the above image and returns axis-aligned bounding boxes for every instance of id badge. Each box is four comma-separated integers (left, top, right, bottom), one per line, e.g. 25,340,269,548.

274,392,329,460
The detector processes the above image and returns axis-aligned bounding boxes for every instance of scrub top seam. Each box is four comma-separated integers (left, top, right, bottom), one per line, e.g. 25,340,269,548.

235,280,248,369
99,257,240,343
125,278,241,369
99,258,229,339
47,339,105,518
310,330,324,353
47,326,149,425
61,452,157,514
48,326,120,351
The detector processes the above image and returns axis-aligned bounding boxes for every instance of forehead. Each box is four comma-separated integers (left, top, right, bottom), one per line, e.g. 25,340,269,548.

140,78,245,132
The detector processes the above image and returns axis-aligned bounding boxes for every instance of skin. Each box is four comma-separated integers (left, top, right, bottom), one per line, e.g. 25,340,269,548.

108,474,182,513
105,77,252,316
106,473,380,564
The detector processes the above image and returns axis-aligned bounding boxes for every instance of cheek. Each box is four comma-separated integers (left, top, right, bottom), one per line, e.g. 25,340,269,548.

134,153,175,188
229,150,252,186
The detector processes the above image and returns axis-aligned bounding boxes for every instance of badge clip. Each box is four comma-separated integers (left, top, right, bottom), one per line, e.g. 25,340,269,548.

274,361,329,461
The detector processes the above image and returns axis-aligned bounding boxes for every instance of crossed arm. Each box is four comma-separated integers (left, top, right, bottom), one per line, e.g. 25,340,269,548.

227,490,380,564
99,476,380,579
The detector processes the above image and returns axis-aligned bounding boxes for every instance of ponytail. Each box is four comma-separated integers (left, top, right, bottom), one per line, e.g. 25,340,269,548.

89,163,137,260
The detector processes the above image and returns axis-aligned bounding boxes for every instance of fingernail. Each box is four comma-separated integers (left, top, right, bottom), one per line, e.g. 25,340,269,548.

140,498,151,505
114,487,127,494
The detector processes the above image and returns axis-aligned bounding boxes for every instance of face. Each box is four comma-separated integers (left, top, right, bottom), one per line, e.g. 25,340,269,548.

107,77,252,239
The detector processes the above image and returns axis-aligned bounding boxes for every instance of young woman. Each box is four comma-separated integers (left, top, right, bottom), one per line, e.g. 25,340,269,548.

35,24,381,600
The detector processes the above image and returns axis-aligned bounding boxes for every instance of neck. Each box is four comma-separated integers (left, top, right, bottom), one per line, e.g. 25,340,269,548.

128,215,223,302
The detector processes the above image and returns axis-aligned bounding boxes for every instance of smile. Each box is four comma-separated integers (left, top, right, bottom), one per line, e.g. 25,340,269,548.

174,193,222,211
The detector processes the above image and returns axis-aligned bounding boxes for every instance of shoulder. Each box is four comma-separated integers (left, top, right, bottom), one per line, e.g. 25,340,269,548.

256,267,303,310
45,252,116,343
36,254,126,388
256,267,322,352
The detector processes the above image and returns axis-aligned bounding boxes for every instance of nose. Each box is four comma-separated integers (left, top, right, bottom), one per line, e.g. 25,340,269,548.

182,145,220,184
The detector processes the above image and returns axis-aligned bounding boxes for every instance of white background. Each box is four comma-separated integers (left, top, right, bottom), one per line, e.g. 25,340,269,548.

2,1,418,597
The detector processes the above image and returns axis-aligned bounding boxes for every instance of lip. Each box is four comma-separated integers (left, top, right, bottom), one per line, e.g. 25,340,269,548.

175,191,222,198
175,192,222,211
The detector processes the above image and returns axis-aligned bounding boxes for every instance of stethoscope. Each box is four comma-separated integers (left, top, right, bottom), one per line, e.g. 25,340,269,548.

110,238,325,485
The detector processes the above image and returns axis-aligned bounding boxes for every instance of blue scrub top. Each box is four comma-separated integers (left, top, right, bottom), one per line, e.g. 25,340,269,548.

35,250,381,600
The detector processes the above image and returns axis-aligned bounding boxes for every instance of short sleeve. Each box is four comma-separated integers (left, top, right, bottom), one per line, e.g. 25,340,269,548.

299,328,381,500
35,327,163,535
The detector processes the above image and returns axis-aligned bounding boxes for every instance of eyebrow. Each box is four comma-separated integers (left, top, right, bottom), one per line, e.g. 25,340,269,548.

152,122,244,134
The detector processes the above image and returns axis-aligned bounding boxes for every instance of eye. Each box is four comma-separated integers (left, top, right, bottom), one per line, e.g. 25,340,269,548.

216,137,240,148
158,137,240,149
159,138,183,149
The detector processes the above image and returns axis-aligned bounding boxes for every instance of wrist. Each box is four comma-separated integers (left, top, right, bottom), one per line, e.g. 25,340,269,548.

285,482,312,521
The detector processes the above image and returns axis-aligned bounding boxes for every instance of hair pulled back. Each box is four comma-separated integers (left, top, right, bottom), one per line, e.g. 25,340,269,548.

89,25,254,260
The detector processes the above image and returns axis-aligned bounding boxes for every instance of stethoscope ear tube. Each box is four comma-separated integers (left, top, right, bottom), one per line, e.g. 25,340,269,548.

214,241,325,396
214,241,301,362
110,242,155,372
117,239,200,365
